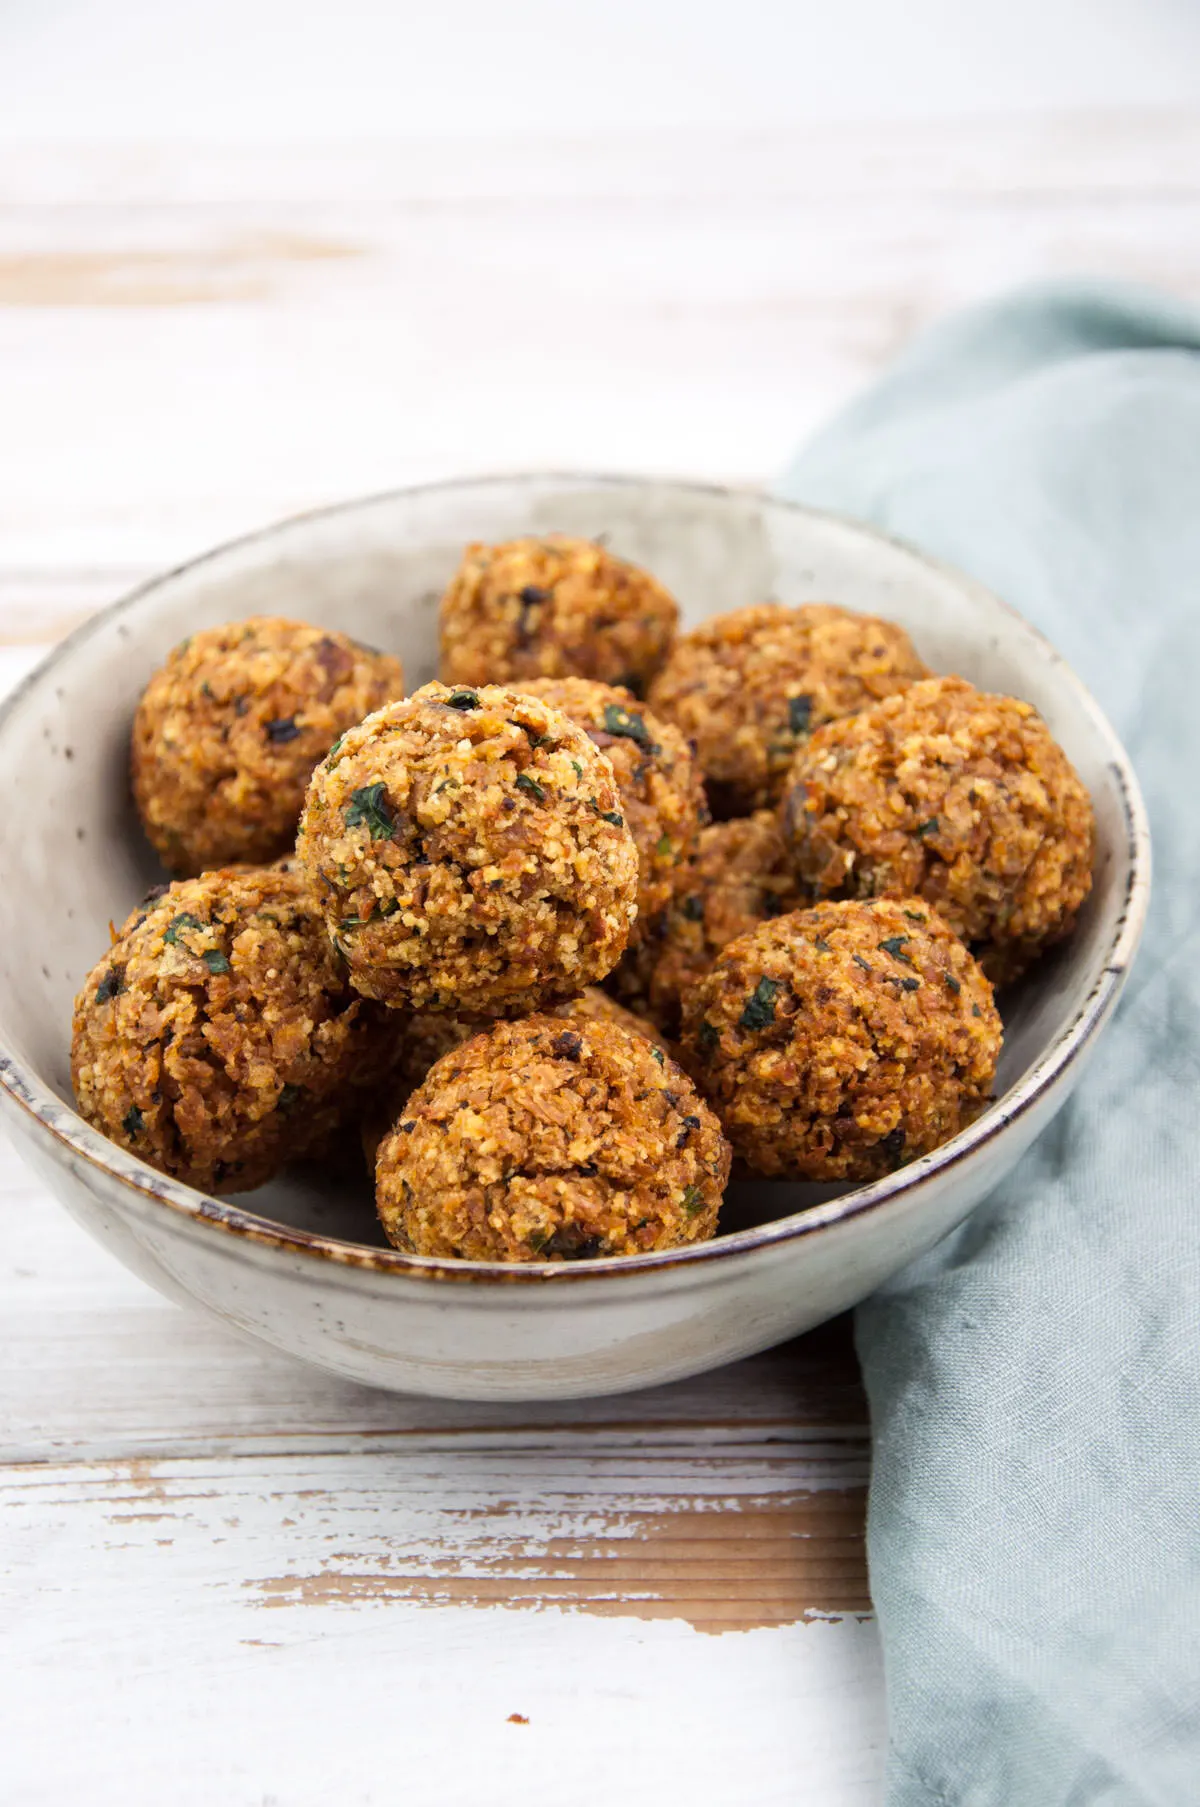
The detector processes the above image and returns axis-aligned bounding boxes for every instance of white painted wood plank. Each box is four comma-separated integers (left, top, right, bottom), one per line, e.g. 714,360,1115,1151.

0,1441,884,1806
3,0,1198,142
2,117,1197,581
3,115,1200,203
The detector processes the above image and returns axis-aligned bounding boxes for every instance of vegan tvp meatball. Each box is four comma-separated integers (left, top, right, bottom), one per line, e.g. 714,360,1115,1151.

71,865,399,1194
648,602,928,816
439,535,678,695
780,675,1095,983
375,1015,730,1261
681,899,1001,1181
132,617,404,875
297,682,639,1015
643,811,802,1035
519,678,707,945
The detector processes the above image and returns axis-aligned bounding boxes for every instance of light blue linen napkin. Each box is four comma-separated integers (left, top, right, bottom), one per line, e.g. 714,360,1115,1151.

779,283,1200,1806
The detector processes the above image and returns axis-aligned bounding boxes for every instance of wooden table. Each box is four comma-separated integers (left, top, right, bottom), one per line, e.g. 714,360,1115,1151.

3,117,1197,1804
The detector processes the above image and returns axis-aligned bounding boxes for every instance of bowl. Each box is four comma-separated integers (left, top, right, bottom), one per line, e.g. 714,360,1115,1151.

0,475,1150,1401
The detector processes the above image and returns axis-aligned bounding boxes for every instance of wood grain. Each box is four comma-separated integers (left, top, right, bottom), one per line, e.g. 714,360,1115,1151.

245,1488,871,1631
0,233,361,307
3,115,1198,585
6,1443,869,1634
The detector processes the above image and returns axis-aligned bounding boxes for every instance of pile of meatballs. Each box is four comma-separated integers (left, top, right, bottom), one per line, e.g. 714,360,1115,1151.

70,534,1096,1263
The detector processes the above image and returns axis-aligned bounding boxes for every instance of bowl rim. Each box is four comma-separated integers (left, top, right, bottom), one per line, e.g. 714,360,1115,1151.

0,470,1152,1286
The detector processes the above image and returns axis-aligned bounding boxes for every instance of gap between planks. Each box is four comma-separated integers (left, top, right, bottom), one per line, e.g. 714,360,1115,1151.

1,1421,872,1469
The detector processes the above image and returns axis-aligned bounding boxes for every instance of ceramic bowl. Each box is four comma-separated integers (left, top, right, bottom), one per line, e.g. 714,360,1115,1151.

0,475,1149,1400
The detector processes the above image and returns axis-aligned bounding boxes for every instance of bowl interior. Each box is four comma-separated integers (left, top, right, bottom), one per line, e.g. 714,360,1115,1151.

0,475,1140,1251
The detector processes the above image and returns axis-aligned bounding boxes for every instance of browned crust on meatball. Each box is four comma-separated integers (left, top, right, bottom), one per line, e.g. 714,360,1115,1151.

297,681,639,1014
780,675,1096,984
647,602,928,815
131,617,405,875
394,985,672,1100
557,984,675,1051
438,536,678,695
518,678,707,945
680,898,1001,1181
375,1016,729,1261
70,866,400,1194
360,987,672,1170
641,811,802,1036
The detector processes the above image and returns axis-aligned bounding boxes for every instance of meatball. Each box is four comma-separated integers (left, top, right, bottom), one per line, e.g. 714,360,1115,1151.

518,678,707,946
780,675,1095,983
375,1016,730,1261
131,617,404,876
297,682,639,1014
641,811,802,1036
71,866,399,1194
439,535,678,696
647,602,928,815
360,987,671,1170
681,899,1001,1181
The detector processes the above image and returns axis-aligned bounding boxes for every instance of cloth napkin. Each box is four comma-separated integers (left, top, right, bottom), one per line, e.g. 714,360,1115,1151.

778,283,1200,1806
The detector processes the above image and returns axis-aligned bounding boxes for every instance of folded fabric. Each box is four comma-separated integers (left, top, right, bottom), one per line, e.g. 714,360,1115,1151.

778,283,1200,1806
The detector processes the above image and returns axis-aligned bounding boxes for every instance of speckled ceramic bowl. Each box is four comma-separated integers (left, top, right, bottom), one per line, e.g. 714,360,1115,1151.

0,476,1150,1400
